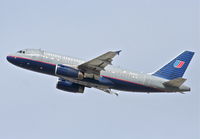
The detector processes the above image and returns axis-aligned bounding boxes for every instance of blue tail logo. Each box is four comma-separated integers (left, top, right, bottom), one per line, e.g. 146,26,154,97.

173,60,185,68
153,51,194,80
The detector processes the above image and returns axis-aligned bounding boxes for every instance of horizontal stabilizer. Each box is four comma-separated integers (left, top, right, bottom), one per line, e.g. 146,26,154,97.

163,78,187,87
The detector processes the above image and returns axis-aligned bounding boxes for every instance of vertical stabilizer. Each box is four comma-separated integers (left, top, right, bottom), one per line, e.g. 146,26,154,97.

153,51,194,80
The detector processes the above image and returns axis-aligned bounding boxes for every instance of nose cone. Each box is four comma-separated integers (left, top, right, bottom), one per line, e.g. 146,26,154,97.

7,55,16,65
7,55,12,62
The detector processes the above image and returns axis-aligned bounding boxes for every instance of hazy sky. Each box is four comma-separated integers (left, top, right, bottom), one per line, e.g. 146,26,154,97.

0,0,199,139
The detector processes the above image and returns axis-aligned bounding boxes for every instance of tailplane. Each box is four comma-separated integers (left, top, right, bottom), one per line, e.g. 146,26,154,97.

153,51,194,80
163,77,187,87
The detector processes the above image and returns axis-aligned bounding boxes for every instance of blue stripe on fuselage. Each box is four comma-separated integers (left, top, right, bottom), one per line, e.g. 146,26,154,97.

7,56,162,92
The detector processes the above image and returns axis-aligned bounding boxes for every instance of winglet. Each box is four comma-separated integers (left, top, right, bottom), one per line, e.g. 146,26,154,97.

115,50,122,55
163,77,187,87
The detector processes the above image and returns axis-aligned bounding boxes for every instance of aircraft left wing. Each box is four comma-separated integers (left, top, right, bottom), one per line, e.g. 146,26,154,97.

78,50,121,75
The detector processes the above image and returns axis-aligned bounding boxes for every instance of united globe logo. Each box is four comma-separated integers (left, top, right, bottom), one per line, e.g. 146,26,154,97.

173,60,185,68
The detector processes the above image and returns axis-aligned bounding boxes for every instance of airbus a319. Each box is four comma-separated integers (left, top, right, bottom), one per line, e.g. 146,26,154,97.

7,49,194,96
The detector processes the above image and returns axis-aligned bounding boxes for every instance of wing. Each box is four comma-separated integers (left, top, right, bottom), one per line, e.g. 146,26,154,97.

78,50,121,75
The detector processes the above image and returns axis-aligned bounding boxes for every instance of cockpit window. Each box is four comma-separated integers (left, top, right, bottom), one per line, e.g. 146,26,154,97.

17,50,25,54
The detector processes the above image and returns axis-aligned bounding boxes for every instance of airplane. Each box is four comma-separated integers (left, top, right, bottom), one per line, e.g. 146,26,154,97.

7,49,194,96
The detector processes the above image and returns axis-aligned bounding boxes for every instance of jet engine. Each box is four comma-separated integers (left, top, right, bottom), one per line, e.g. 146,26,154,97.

56,80,85,93
56,64,84,79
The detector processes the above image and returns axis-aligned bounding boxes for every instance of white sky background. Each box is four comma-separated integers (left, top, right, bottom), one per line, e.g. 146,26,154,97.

0,0,199,139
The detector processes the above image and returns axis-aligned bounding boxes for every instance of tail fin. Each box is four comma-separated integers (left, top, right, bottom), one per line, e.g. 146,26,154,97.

152,51,194,80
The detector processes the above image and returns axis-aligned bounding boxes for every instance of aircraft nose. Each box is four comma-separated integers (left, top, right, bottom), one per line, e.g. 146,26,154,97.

6,55,15,64
7,55,12,62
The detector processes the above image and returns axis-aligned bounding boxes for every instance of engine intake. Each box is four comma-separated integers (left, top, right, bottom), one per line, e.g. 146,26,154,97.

56,80,85,93
56,64,83,79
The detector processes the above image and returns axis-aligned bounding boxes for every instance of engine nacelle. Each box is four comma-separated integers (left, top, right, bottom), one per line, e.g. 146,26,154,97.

56,80,85,93
56,64,83,79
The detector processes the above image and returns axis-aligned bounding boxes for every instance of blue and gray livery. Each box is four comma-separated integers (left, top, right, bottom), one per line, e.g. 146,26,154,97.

7,49,194,95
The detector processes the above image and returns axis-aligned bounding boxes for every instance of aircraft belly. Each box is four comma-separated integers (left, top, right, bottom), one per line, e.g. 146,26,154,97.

16,58,163,92
112,80,160,92
102,75,161,92
13,57,56,76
